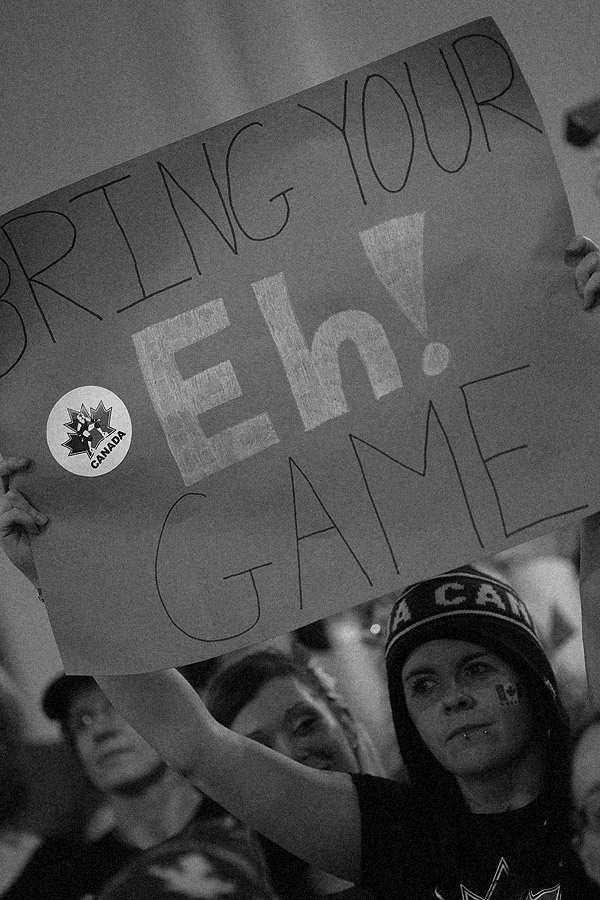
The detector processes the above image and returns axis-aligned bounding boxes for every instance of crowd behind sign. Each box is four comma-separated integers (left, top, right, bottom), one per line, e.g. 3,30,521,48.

2,17,600,674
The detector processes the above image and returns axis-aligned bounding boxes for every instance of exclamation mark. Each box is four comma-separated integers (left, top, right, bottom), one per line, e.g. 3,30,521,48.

359,213,450,376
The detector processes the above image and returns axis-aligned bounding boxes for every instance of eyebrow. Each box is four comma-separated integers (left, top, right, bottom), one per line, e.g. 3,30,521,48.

403,651,488,683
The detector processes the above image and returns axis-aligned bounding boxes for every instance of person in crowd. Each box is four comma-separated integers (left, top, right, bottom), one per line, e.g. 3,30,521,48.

0,669,36,895
2,234,600,900
570,709,600,894
1,671,273,900
1,497,597,900
92,568,595,899
95,827,279,900
204,647,383,899
0,669,28,833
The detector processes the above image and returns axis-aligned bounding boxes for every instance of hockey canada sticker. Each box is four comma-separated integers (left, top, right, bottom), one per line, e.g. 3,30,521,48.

46,387,132,477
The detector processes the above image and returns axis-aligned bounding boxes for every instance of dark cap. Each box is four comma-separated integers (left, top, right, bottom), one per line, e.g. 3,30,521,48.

385,565,549,680
42,673,97,726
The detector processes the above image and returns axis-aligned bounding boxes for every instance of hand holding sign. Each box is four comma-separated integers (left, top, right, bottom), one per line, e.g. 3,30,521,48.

0,456,46,587
564,235,600,308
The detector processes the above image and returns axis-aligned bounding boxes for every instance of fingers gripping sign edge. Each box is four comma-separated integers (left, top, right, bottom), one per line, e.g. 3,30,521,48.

564,234,600,267
0,456,33,492
0,456,48,527
0,454,48,590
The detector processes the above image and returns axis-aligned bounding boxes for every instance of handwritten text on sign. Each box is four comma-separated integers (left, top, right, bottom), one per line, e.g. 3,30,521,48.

1,18,597,673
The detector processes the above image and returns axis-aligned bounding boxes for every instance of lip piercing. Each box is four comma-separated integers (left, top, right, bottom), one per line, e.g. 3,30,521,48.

462,729,489,740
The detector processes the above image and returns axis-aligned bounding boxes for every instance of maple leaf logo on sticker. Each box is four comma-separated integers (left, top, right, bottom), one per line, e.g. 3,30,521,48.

47,386,132,478
62,401,117,458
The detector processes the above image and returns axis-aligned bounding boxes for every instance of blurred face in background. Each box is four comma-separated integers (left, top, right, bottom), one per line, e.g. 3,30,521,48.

229,675,360,774
67,685,166,795
571,720,600,887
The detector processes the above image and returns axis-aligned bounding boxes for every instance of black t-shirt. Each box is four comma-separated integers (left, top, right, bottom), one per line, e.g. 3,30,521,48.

2,796,267,900
353,774,596,900
2,830,139,900
258,836,372,900
96,820,276,900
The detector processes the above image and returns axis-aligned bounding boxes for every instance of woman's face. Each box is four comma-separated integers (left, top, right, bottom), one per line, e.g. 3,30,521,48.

229,675,360,774
571,722,600,887
401,639,539,779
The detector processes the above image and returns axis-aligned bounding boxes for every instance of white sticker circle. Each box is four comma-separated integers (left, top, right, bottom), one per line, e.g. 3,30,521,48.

46,386,132,477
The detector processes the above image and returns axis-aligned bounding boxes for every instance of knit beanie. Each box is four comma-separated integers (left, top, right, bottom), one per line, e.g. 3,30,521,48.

384,565,569,797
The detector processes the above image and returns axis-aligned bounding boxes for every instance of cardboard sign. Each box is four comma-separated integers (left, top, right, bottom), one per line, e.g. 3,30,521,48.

3,18,600,674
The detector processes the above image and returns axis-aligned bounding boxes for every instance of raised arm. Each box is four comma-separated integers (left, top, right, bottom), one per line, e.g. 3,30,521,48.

0,456,362,882
96,668,361,879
